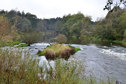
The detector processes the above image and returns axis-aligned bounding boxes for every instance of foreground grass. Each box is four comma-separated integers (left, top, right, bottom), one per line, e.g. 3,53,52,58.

0,48,115,84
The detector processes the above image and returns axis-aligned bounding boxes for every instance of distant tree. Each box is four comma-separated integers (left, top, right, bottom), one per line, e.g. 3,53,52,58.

21,31,43,45
37,20,47,31
56,34,67,44
95,7,125,41
120,11,126,30
6,10,17,18
25,13,38,28
0,15,10,39
11,16,32,32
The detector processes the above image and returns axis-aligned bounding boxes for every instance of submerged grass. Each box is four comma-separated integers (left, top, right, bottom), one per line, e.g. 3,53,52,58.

0,48,116,84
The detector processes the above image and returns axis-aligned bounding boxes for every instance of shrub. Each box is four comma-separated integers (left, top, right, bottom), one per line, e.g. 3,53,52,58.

21,31,43,45
56,34,67,44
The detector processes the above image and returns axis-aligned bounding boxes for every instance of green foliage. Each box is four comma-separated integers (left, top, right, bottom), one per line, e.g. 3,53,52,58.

72,35,77,39
112,40,122,44
120,11,126,30
37,50,45,56
0,9,126,46
21,31,43,45
75,48,81,52
0,40,20,47
18,43,29,47
69,45,81,52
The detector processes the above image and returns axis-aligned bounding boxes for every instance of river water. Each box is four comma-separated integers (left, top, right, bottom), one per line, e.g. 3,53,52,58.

5,43,126,83
71,44,126,84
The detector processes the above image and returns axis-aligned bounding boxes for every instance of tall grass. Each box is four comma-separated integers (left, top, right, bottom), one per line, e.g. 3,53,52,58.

42,44,71,54
0,48,115,84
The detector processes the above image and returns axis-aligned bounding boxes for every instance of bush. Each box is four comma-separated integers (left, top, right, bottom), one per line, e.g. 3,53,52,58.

21,31,43,45
56,34,67,44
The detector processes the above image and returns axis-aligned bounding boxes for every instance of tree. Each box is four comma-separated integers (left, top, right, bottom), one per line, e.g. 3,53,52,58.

12,16,32,32
120,11,126,30
21,31,43,45
56,34,67,44
0,15,10,39
37,20,47,31
104,0,126,11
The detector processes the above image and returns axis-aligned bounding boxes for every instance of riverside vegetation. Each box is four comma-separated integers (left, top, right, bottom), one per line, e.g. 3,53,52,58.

0,48,115,84
37,43,81,60
0,5,126,47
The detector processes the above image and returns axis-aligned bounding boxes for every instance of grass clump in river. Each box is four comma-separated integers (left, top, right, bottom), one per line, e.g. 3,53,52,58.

17,43,29,47
37,43,81,60
0,48,115,84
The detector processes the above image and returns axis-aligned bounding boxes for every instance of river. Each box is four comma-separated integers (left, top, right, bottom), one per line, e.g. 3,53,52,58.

7,43,126,84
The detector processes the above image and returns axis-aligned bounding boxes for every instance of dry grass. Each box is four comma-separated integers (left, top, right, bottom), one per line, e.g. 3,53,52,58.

0,47,115,84
37,44,76,59
43,44,71,54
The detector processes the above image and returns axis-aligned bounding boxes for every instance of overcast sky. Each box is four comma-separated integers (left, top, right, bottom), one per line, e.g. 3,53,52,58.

0,0,108,21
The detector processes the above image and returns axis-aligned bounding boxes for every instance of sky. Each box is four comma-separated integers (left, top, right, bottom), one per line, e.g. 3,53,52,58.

0,0,108,21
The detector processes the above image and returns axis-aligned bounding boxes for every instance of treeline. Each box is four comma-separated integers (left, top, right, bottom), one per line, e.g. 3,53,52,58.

0,7,126,46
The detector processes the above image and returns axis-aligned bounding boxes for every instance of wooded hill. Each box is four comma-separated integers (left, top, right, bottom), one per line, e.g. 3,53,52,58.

0,7,126,46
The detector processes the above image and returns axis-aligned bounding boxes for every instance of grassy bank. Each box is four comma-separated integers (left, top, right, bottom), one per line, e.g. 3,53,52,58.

0,48,115,84
0,40,29,47
37,43,81,60
0,40,20,47
79,37,126,47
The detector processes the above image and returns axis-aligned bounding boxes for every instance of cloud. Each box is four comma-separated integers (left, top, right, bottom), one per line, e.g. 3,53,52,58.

0,0,108,21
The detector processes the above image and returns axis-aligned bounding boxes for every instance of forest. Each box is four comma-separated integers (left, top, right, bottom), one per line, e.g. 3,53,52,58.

0,6,126,46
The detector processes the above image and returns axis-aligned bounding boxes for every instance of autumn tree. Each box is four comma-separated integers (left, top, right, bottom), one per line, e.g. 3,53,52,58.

56,34,67,44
